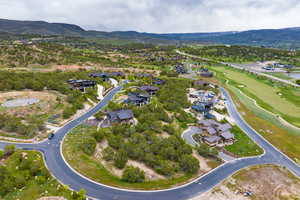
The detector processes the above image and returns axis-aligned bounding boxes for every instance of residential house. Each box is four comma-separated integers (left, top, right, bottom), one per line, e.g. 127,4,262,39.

89,72,110,81
107,109,134,123
110,71,125,77
216,123,232,132
152,77,166,85
135,73,153,78
204,135,221,146
193,80,209,87
200,71,214,78
126,92,150,106
175,64,187,74
67,79,96,92
220,131,235,143
139,85,159,95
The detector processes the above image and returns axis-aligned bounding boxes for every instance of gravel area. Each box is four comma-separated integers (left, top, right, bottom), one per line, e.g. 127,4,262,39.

2,98,39,107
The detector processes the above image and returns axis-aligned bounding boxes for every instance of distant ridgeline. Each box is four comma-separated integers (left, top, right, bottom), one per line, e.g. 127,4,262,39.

1,18,300,48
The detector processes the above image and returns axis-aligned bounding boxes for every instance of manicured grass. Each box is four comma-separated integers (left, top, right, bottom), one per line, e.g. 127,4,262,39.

1,150,77,200
212,66,300,127
225,126,263,157
264,72,294,81
227,87,300,162
62,126,197,190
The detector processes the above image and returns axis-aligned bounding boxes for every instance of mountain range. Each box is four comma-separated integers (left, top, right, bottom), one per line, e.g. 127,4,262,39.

1,18,300,48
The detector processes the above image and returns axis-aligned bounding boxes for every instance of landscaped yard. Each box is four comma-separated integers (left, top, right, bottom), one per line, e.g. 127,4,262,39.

225,126,263,157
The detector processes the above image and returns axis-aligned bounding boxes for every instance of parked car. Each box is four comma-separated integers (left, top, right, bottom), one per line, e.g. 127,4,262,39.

48,133,55,140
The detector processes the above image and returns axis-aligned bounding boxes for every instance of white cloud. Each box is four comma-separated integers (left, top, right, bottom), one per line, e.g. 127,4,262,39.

0,0,299,33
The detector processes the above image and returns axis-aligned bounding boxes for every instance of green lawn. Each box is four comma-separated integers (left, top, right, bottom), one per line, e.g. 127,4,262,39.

62,126,197,190
212,66,300,127
225,126,263,157
264,72,294,81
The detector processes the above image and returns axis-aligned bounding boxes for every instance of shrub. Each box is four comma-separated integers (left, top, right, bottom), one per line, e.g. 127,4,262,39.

102,147,115,161
4,145,15,156
113,149,128,169
80,136,96,155
122,166,145,183
92,130,105,142
179,155,199,174
197,143,218,158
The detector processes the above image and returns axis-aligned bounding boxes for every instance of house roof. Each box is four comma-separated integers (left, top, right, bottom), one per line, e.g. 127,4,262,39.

206,127,217,135
192,104,206,112
204,135,221,143
193,80,209,86
89,73,109,78
127,92,150,103
140,85,159,92
108,109,134,121
199,119,218,127
117,109,134,120
152,78,166,85
217,123,232,132
220,131,234,140
110,72,124,77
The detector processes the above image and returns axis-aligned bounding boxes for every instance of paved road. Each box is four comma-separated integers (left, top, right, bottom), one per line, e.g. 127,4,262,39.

176,50,300,88
181,126,202,146
1,85,300,200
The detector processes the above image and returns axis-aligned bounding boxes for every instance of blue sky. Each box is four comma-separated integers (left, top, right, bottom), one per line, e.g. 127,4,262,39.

1,0,300,33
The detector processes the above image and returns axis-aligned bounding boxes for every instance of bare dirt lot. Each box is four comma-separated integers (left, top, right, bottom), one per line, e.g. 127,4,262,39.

0,90,65,119
193,165,300,200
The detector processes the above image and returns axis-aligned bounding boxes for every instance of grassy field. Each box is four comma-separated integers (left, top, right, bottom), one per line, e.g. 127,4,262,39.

62,126,198,190
212,66,300,127
225,126,264,157
264,72,294,81
227,86,300,162
0,150,79,200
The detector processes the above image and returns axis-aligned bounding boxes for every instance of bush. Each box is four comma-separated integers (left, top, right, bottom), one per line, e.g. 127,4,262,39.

179,155,199,174
113,149,128,169
296,79,300,85
102,147,115,161
92,130,105,142
0,150,3,159
80,136,96,155
196,143,218,158
122,166,145,183
4,145,15,156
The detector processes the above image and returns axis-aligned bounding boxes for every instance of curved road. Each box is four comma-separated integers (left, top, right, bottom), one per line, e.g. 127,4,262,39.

1,85,300,200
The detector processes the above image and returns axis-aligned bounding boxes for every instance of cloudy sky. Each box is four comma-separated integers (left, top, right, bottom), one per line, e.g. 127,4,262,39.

1,0,300,33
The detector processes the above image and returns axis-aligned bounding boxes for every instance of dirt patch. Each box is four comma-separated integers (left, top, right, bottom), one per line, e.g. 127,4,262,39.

0,90,64,119
37,197,66,200
127,160,165,180
94,140,165,180
193,165,300,200
192,151,212,172
53,65,93,71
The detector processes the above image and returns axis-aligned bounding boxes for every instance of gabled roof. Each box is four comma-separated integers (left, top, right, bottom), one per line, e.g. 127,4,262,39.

117,109,134,120
193,80,209,86
108,109,134,121
220,131,234,140
140,85,159,92
206,127,217,135
204,135,221,143
217,123,232,132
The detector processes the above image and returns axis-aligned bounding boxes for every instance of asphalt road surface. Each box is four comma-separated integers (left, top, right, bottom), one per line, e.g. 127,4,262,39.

1,85,300,200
